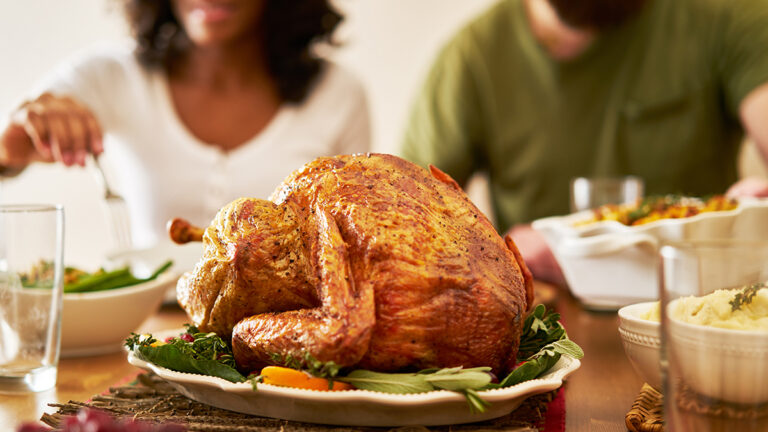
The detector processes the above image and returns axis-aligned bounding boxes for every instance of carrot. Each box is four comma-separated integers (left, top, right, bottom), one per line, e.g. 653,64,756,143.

260,366,354,391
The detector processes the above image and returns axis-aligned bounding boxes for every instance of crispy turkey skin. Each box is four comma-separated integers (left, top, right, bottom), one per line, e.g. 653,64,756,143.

176,154,533,375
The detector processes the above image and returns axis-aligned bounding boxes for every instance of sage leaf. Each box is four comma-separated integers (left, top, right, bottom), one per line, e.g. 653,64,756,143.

136,344,246,383
425,366,463,375
497,353,561,388
339,370,433,394
517,305,567,359
425,370,492,391
462,389,491,414
551,339,584,359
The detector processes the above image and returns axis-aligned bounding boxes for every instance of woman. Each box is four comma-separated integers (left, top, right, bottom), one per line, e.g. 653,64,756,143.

0,0,370,248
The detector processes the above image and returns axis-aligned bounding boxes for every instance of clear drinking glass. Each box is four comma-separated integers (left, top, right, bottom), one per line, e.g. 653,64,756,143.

569,176,644,213
660,240,768,431
0,204,64,393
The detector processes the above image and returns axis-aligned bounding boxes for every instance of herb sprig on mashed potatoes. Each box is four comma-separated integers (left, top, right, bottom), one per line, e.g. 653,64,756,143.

640,283,768,332
730,283,767,311
672,285,768,331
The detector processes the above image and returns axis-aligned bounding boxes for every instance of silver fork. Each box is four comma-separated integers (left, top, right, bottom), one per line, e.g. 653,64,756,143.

91,155,133,250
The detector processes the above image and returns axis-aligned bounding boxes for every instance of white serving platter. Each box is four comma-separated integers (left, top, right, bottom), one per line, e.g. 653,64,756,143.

127,329,580,427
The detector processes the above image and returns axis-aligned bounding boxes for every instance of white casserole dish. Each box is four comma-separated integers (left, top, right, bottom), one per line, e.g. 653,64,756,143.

531,198,768,310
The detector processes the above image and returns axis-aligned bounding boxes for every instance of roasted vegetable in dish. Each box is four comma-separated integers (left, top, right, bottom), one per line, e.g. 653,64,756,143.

21,260,173,293
578,195,737,226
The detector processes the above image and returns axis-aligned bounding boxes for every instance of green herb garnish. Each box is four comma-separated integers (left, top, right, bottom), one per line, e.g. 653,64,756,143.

729,283,767,312
269,352,342,380
517,304,566,359
125,324,246,383
489,305,583,388
342,305,583,413
128,305,583,414
492,339,583,388
337,367,493,413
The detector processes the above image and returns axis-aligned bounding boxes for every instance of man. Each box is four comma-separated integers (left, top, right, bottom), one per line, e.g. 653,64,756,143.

401,0,768,284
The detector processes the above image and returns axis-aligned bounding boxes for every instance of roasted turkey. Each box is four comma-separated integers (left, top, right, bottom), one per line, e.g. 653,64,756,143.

171,153,533,375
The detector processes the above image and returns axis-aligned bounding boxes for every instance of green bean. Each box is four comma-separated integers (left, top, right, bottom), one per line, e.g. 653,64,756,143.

63,260,174,293
148,260,174,280
64,268,132,293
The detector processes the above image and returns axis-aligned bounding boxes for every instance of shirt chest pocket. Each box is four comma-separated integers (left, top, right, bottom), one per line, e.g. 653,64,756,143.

618,82,725,176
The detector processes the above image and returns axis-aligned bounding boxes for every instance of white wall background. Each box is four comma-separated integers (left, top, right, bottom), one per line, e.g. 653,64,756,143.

0,0,496,268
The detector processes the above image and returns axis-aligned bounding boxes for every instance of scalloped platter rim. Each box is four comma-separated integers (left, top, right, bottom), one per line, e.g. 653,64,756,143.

126,328,580,426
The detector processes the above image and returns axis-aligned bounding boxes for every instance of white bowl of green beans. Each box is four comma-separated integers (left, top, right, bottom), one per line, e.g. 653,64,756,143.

59,260,176,357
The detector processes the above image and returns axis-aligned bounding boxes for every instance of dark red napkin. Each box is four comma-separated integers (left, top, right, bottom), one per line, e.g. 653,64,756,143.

543,386,566,432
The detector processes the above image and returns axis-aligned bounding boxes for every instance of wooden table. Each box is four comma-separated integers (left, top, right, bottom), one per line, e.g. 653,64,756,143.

555,289,644,431
0,285,644,431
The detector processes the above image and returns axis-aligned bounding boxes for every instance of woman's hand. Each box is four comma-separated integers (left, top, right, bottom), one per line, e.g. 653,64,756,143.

505,224,567,287
3,93,103,168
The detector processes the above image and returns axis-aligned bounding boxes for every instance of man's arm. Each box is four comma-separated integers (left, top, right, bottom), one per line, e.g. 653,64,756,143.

727,82,768,198
741,82,768,163
717,0,768,198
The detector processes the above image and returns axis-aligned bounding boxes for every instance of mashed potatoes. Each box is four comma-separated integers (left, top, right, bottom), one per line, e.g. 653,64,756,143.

640,302,661,322
638,287,768,331
670,287,768,331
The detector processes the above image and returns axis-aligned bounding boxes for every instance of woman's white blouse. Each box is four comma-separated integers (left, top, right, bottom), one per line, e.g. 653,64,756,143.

37,42,371,248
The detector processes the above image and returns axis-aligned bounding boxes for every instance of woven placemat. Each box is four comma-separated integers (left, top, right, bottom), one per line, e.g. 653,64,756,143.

42,373,556,432
625,381,768,432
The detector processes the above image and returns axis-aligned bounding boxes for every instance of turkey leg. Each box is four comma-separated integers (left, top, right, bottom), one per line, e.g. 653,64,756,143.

168,218,204,244
231,207,375,372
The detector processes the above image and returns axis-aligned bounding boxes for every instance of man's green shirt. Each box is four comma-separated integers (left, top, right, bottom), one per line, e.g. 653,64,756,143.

401,0,768,232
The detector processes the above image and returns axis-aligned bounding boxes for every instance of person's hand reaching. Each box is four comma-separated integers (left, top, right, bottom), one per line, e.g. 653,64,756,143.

726,176,768,198
5,93,103,168
506,224,567,287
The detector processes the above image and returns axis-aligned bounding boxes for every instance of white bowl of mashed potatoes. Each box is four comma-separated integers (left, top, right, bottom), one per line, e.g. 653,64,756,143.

666,287,768,404
618,301,661,390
